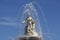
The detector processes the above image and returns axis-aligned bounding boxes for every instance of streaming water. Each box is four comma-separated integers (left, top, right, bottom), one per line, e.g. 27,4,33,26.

13,2,53,40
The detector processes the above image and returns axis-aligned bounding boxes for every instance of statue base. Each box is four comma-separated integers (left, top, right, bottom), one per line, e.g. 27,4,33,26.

19,36,42,40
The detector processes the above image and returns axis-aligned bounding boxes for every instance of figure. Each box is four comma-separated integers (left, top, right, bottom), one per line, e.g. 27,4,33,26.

22,13,38,36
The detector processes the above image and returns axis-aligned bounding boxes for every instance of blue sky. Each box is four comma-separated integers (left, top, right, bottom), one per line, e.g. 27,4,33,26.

0,0,60,40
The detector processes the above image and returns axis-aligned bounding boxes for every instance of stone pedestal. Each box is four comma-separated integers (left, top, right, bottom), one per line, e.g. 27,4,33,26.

19,37,41,40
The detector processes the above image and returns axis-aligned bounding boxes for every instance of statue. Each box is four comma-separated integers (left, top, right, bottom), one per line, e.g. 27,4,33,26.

22,13,38,37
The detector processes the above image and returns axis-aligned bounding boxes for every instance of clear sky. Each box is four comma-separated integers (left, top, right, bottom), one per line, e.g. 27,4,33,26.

0,0,60,40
